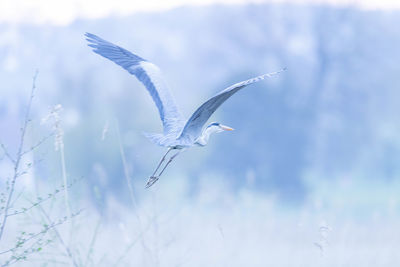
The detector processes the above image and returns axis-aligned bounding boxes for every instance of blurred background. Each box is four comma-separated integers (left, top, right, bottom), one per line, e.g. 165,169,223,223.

1,0,400,266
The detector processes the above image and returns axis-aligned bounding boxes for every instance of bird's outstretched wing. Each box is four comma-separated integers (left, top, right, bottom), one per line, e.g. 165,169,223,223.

85,33,184,134
178,69,286,143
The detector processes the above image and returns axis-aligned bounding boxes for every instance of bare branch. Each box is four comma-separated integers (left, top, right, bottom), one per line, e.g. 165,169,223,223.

0,224,55,256
0,209,81,267
37,206,80,267
0,143,15,164
8,196,53,218
20,132,55,157
83,217,101,267
113,217,157,267
7,189,25,211
115,120,138,207
115,119,151,264
7,179,79,218
0,71,38,241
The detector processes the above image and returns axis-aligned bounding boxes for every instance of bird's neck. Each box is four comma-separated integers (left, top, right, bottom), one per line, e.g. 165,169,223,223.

195,126,218,146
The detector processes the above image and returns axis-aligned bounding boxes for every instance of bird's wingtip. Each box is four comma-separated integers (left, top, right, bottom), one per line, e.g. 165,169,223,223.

84,32,95,38
84,33,96,44
84,33,105,45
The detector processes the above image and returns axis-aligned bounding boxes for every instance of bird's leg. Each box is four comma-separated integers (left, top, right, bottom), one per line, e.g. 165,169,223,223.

156,150,181,177
146,148,173,188
151,148,172,177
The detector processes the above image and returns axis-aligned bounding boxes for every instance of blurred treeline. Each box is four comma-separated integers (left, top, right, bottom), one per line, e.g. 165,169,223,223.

1,3,400,205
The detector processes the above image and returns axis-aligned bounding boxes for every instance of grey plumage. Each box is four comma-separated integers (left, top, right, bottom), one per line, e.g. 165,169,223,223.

85,33,285,187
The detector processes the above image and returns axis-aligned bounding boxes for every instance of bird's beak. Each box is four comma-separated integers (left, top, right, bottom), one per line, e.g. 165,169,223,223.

221,125,234,131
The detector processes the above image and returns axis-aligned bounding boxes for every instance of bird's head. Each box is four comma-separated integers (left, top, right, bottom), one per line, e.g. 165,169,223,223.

195,122,234,146
206,122,234,133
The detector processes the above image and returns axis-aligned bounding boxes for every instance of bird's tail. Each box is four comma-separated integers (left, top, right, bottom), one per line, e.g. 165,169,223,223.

142,132,164,146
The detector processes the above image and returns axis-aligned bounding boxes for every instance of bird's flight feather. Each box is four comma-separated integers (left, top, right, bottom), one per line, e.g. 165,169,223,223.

85,33,184,135
177,69,286,143
86,33,284,146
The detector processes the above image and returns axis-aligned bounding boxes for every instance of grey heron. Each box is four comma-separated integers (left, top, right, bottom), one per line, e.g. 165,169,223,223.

85,33,285,188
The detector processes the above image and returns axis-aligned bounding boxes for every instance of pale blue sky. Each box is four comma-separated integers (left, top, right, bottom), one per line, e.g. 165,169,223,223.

1,0,399,25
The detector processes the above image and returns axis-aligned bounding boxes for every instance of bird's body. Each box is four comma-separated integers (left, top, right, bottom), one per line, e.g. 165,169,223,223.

143,122,230,148
85,33,284,187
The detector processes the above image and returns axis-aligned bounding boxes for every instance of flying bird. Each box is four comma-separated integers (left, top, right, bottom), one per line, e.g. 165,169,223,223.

85,33,285,188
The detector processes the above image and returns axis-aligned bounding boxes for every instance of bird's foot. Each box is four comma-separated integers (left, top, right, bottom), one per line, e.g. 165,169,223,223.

145,176,159,188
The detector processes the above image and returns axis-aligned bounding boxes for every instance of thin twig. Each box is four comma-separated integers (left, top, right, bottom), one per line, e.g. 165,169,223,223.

151,192,160,267
0,218,60,256
0,207,81,258
8,186,67,217
113,217,157,267
19,258,69,266
59,142,71,221
37,206,80,267
20,132,54,157
115,120,137,207
83,217,101,267
42,105,72,233
7,188,25,211
115,119,150,266
0,71,38,241
0,143,15,164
